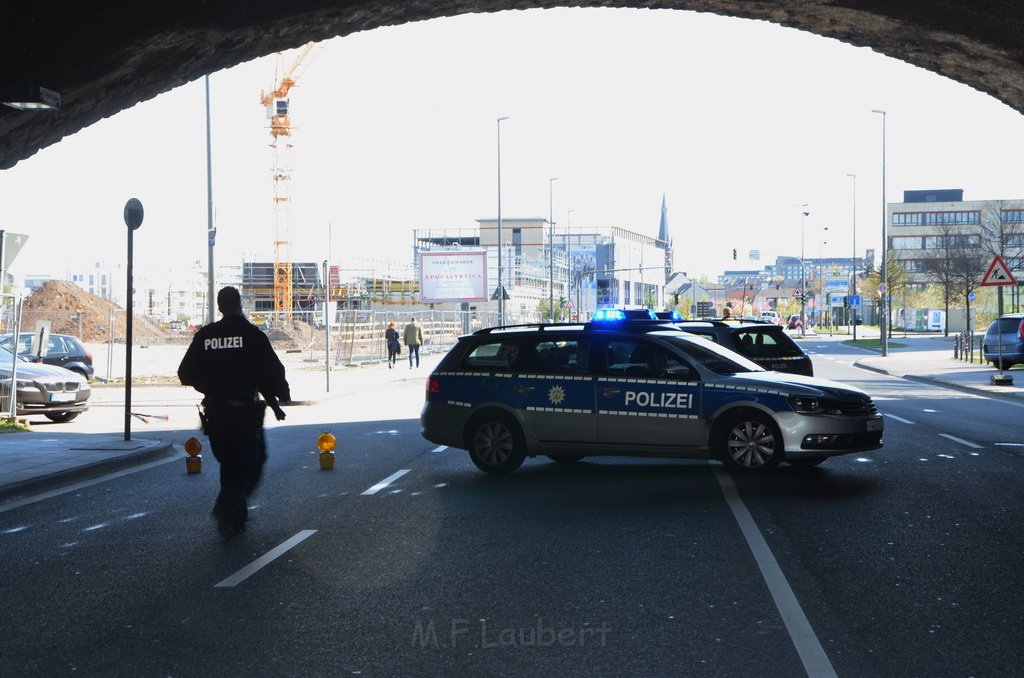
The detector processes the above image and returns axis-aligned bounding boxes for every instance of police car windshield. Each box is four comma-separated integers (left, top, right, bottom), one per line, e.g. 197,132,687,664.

661,334,764,374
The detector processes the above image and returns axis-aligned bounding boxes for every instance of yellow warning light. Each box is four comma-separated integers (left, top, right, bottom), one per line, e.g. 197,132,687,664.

317,432,336,453
185,437,203,456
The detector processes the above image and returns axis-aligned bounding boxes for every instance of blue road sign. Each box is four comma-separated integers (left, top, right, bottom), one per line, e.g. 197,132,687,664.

849,294,861,307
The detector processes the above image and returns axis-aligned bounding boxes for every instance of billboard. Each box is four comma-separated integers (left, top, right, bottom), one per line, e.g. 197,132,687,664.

418,249,488,302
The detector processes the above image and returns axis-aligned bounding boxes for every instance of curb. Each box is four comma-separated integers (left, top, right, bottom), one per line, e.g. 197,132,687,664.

852,360,1024,405
0,439,178,505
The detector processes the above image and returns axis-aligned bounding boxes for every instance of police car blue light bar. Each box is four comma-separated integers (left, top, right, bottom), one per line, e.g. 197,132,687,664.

592,308,626,321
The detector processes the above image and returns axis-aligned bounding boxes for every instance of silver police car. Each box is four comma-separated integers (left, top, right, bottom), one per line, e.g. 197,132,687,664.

421,317,882,474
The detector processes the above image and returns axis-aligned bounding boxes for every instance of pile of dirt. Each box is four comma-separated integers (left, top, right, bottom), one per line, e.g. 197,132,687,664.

20,280,169,342
265,320,319,352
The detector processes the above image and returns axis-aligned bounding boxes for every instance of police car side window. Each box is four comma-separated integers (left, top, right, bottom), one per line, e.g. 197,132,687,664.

463,341,520,370
602,340,684,378
520,339,586,374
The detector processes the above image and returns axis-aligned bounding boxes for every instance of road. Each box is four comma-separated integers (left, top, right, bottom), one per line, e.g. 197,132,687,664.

1,341,1022,677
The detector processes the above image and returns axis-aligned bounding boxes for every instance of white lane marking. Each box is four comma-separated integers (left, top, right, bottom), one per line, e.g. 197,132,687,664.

361,469,411,495
884,413,916,425
994,442,1024,447
431,445,448,453
922,409,937,413
939,434,983,449
215,530,318,588
714,468,837,678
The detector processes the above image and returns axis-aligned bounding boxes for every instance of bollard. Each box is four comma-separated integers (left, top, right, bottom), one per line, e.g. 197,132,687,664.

317,432,337,470
184,436,203,474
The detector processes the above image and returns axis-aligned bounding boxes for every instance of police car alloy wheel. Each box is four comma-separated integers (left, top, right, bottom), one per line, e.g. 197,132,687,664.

467,414,527,474
717,410,783,471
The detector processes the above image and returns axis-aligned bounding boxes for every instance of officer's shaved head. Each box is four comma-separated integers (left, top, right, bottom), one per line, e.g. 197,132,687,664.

217,286,242,315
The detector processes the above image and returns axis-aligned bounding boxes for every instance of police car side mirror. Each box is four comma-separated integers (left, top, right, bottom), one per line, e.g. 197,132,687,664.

664,365,696,381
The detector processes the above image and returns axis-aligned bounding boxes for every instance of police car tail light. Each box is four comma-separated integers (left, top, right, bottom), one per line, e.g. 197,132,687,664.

427,377,442,395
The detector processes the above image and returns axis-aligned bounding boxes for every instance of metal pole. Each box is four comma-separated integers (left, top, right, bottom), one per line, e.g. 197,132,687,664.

548,177,558,322
205,75,216,324
872,109,888,356
846,173,857,340
125,225,134,441
800,208,809,337
496,116,509,326
323,258,330,392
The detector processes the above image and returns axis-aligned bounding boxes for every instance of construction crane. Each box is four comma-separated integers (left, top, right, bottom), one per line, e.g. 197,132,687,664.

259,41,320,322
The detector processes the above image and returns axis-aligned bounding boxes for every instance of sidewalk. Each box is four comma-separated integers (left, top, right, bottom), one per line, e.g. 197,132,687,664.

0,350,442,507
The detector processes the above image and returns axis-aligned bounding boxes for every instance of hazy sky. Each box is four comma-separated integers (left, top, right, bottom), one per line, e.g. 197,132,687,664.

3,7,1024,284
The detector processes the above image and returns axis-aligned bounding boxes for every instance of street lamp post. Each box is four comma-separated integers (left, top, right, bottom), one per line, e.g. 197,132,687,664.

846,172,858,340
566,208,574,320
548,177,558,322
496,116,509,326
818,228,828,328
871,108,888,356
800,207,810,337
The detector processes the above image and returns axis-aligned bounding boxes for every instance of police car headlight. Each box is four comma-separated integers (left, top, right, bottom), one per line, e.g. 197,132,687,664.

788,396,823,414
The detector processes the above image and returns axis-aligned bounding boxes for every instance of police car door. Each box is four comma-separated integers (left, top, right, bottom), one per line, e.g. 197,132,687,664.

594,337,700,448
513,337,596,444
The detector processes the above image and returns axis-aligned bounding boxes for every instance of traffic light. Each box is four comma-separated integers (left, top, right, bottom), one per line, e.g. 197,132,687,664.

732,248,737,260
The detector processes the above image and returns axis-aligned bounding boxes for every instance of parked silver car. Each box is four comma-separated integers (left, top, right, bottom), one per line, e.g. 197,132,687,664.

0,345,90,422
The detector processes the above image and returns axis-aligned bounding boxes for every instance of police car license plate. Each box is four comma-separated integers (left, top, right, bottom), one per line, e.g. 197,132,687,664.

866,418,882,431
50,393,75,402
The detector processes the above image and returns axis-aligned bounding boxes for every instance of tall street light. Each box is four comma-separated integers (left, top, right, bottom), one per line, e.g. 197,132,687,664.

548,176,559,322
846,172,858,340
496,116,509,326
800,207,810,337
871,109,888,356
566,209,574,321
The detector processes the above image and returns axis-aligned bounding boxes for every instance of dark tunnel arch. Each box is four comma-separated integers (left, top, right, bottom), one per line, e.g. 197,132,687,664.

2,1,1023,169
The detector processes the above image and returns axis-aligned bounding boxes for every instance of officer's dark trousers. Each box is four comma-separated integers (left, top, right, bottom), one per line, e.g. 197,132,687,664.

205,402,267,531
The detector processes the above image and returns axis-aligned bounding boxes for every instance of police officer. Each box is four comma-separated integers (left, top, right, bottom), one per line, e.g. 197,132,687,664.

177,286,291,539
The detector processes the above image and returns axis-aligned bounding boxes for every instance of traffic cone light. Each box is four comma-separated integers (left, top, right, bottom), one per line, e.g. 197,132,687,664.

184,437,203,474
317,432,337,470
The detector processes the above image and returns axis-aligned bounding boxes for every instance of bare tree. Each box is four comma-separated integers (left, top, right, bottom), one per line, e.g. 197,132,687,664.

921,222,961,336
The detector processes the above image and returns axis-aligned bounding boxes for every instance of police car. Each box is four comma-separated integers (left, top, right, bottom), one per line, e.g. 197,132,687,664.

420,311,883,474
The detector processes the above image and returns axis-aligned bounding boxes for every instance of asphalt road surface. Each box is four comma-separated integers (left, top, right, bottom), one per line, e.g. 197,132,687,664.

1,348,1022,677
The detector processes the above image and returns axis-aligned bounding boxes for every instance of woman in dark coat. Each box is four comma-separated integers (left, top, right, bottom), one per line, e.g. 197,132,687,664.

385,321,401,368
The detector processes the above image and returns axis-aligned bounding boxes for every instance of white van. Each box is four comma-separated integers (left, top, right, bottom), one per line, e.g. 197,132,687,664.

759,311,782,325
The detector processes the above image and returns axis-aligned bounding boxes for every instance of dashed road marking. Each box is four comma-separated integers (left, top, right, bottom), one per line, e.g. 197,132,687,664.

884,413,916,425
431,445,448,453
215,530,318,588
939,434,983,449
361,469,411,495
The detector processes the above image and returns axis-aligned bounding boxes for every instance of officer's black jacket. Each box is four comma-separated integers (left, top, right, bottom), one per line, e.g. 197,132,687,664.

177,314,291,405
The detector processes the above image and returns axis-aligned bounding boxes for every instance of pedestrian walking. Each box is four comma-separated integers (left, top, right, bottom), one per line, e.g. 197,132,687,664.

177,286,290,540
385,321,401,368
404,317,423,368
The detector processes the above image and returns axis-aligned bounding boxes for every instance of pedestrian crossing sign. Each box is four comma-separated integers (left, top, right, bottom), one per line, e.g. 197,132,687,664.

980,255,1017,286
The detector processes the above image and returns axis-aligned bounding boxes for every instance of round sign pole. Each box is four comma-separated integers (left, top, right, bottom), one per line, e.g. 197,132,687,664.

123,198,144,441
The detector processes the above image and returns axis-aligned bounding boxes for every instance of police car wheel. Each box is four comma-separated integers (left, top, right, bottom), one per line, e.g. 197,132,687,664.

547,454,584,464
467,415,526,474
717,411,783,471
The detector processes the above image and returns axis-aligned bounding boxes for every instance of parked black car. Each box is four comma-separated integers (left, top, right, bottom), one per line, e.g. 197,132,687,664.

0,332,95,380
672,319,814,376
982,314,1024,369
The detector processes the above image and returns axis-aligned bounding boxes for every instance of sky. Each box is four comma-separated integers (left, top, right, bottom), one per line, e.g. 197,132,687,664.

3,7,1024,285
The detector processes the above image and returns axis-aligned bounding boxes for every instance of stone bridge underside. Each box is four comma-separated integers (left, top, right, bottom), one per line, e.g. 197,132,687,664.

2,1,1023,169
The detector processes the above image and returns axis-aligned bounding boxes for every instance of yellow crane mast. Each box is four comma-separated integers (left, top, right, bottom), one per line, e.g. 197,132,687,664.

260,41,319,322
